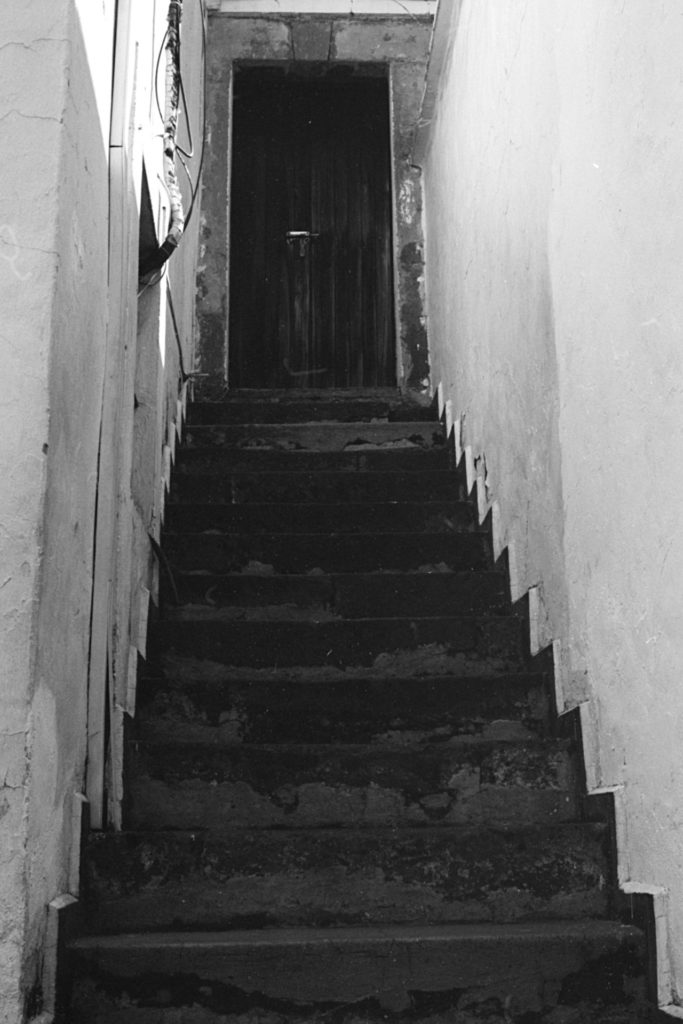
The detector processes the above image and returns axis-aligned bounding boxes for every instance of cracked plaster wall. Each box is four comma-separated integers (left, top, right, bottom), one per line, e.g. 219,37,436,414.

196,15,432,394
423,0,683,1001
0,0,113,1018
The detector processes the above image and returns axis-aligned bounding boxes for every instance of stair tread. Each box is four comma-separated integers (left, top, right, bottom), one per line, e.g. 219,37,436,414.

170,469,463,504
69,919,644,1020
182,420,444,442
185,420,442,428
174,468,457,477
94,820,601,841
163,531,482,540
161,532,492,574
176,451,451,471
144,666,546,684
164,501,481,535
157,611,516,625
71,918,641,950
186,394,440,426
133,735,570,753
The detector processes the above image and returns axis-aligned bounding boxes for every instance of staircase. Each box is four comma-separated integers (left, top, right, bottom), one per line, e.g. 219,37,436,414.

68,390,647,1023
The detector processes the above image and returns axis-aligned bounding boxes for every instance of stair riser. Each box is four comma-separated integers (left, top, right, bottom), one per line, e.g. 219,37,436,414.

176,448,452,474
127,779,578,832
83,827,609,934
170,471,462,505
137,672,551,745
183,422,447,451
164,572,508,618
69,922,646,1024
149,617,525,669
162,534,492,575
187,398,440,424
125,743,579,830
164,501,479,535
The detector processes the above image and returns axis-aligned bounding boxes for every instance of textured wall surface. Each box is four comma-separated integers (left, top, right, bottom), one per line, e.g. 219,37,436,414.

0,0,203,1018
25,0,113,993
423,0,683,1001
0,1,112,1018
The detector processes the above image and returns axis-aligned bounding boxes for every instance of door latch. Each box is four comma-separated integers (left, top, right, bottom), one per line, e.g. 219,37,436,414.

286,230,320,257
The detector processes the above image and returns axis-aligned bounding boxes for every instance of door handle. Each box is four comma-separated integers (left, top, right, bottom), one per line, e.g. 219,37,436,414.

286,230,320,257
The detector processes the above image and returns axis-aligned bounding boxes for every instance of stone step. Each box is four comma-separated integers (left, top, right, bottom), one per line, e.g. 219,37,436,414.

125,738,579,831
82,824,610,934
163,499,480,535
175,446,452,473
161,532,492,575
170,469,462,504
187,394,439,424
148,615,526,669
163,570,509,617
183,421,447,451
137,667,551,745
68,920,645,1024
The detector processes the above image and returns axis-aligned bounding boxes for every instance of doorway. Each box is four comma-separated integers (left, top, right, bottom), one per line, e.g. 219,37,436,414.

228,66,396,389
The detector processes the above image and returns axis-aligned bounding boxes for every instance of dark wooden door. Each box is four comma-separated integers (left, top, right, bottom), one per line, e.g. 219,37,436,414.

229,70,395,389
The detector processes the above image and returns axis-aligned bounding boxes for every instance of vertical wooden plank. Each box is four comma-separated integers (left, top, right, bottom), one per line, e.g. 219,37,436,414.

87,0,142,828
229,71,395,389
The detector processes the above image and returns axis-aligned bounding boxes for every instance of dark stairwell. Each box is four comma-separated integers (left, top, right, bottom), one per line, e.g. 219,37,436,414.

67,389,650,1023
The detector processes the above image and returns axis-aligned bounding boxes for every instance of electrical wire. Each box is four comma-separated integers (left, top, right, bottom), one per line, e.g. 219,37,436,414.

141,0,206,278
166,282,189,384
154,27,169,122
175,14,194,159
137,264,167,298
177,148,195,196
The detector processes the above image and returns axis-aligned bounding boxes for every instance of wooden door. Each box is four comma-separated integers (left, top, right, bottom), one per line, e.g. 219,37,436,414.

229,69,395,389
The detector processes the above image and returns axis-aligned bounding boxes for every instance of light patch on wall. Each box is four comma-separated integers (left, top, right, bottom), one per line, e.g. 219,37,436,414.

398,178,417,225
75,0,117,152
28,682,58,818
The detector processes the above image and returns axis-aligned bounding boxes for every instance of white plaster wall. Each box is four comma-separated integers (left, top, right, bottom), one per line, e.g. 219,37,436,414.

423,0,683,1002
0,1,62,1010
25,0,114,999
423,0,567,639
0,0,112,1017
1,0,204,1016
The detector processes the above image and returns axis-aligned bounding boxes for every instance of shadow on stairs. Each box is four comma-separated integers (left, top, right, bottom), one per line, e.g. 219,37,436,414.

65,389,656,1023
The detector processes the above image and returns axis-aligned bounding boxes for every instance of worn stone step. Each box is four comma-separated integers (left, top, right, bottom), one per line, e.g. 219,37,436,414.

83,824,609,934
137,667,551,745
68,992,651,1024
170,469,462,504
161,532,492,575
187,394,439,424
175,446,451,474
163,499,480,536
125,739,579,831
69,920,645,1024
148,614,525,669
163,570,509,617
183,421,446,451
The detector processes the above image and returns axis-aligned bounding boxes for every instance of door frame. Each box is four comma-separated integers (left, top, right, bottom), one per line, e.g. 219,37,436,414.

196,12,433,397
